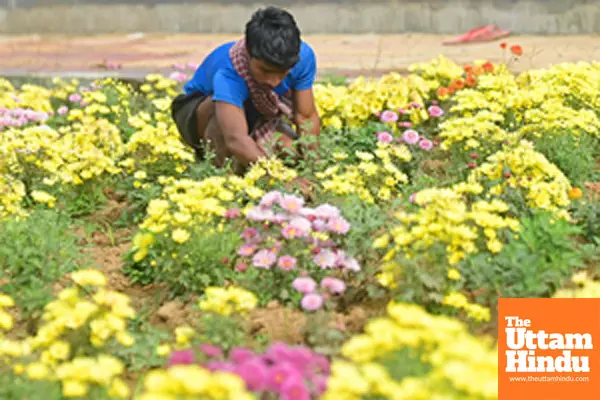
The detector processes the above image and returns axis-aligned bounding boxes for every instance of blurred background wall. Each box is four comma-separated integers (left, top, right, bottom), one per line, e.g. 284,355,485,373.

1,0,600,35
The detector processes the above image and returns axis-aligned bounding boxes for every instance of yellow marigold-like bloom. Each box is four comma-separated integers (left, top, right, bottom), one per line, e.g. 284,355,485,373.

71,269,107,287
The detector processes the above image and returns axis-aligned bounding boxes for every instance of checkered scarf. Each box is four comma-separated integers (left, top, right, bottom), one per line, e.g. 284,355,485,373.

229,38,294,152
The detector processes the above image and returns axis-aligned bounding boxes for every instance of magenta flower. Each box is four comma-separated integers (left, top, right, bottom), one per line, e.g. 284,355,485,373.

409,193,416,203
238,244,257,257
301,293,324,312
419,138,434,151
278,255,297,271
320,277,347,294
292,277,317,294
398,108,407,115
428,105,444,117
376,131,394,144
199,343,223,358
235,358,269,392
402,129,420,145
206,360,236,373
167,349,195,367
230,347,255,364
326,217,350,235
398,121,412,128
279,194,304,214
260,191,282,208
224,208,241,219
313,249,337,269
269,363,301,393
252,249,277,269
57,106,68,116
281,375,311,400
379,110,399,123
410,102,422,108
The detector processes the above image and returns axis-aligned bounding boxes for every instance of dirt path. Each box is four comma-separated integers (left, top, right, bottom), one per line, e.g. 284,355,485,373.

2,33,600,78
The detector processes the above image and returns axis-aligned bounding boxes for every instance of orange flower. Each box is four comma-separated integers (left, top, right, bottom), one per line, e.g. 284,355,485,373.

450,79,464,91
500,42,507,49
464,65,473,73
568,187,583,200
436,87,450,97
465,76,477,87
482,61,494,73
473,66,485,76
510,45,523,56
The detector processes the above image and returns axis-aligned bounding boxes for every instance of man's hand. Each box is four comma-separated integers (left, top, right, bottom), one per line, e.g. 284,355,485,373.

293,88,321,152
215,101,265,167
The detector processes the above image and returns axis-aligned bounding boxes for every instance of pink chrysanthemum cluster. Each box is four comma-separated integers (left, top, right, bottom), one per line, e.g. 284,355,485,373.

0,107,50,130
292,276,346,312
168,342,330,400
231,191,360,273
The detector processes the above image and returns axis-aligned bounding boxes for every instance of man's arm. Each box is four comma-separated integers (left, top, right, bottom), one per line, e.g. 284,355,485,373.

293,88,321,149
214,101,265,166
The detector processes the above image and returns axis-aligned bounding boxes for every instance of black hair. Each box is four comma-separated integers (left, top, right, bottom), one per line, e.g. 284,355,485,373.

245,6,301,70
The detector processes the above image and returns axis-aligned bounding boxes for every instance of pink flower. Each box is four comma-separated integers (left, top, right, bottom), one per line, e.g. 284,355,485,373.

282,224,302,239
260,191,282,208
57,106,68,116
172,63,186,71
312,219,327,232
187,62,199,70
167,349,195,367
235,358,269,392
241,228,258,240
252,249,277,269
288,217,312,235
278,255,297,271
340,255,361,272
398,108,407,115
410,102,422,108
313,249,337,269
281,375,311,400
224,208,241,219
409,193,416,203
428,105,444,117
169,72,188,82
398,121,412,128
313,204,340,220
326,217,350,235
301,293,324,312
376,131,393,144
379,110,398,123
402,129,420,145
199,343,223,358
238,244,257,257
419,138,433,151
279,194,304,214
235,263,247,272
292,277,317,294
68,93,82,103
247,206,275,222
321,277,347,294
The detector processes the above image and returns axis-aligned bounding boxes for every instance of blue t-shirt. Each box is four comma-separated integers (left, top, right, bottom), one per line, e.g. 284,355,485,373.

183,41,317,108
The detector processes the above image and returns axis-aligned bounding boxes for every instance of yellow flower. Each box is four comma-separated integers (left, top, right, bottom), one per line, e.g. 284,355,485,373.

172,228,191,244
62,380,89,397
71,269,107,287
447,268,461,281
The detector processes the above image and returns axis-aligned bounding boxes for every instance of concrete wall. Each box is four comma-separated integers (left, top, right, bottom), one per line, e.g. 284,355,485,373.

2,0,600,35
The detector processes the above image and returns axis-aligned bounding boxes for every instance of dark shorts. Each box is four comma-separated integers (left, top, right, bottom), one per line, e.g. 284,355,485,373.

171,91,297,160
